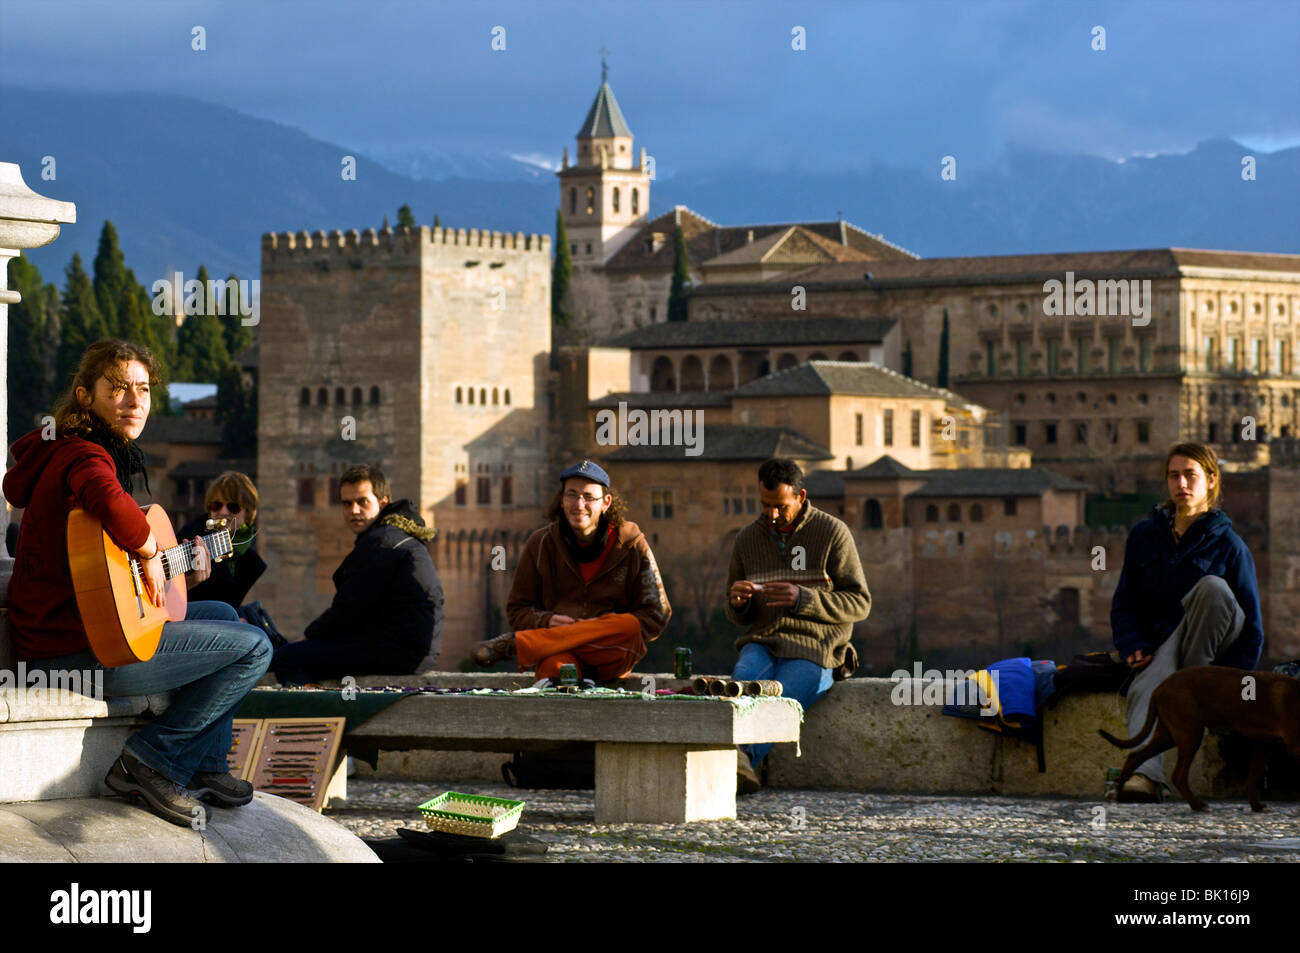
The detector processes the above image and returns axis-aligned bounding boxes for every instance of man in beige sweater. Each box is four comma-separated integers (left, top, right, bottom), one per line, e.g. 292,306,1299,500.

726,458,872,792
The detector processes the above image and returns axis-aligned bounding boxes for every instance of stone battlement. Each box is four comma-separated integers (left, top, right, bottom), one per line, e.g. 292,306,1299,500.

261,224,550,260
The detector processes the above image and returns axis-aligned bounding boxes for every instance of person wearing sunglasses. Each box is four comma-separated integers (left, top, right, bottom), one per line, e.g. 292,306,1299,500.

472,460,671,684
178,471,266,611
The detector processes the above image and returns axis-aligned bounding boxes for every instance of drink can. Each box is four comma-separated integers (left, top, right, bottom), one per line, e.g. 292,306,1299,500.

674,647,692,680
558,663,580,687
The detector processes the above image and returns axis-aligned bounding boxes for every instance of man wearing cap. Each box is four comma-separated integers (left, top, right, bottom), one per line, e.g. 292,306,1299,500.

472,461,671,682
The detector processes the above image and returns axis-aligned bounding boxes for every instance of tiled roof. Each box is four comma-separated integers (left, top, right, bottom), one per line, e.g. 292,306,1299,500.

701,226,874,268
168,458,257,479
599,317,895,349
576,81,632,139
733,361,960,401
590,391,733,409
846,455,921,479
804,469,846,498
601,208,917,272
741,248,1300,290
138,416,223,444
600,425,833,462
906,467,1088,498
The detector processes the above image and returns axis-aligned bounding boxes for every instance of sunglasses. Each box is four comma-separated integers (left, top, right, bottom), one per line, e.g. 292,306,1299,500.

207,500,243,515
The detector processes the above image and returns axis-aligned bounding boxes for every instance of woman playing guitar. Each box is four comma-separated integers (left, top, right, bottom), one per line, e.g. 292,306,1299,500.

3,339,270,827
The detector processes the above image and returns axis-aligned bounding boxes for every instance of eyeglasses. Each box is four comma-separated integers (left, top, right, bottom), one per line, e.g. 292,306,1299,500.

207,500,242,515
563,491,605,505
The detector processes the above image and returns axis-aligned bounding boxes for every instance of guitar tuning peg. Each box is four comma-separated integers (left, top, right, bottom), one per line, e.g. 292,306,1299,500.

206,519,216,529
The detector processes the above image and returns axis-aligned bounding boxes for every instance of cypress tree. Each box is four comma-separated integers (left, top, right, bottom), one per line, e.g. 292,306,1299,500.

175,265,231,382
433,214,441,229
57,252,110,384
381,215,390,230
117,284,172,411
397,204,416,229
902,339,914,378
219,272,254,360
216,363,256,458
92,221,130,336
667,223,691,322
7,255,55,439
551,209,572,326
937,309,950,388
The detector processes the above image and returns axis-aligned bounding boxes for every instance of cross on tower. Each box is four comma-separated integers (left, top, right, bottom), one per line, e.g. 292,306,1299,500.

600,47,609,82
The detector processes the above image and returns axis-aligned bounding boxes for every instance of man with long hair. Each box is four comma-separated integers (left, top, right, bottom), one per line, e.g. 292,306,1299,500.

1109,442,1264,802
473,460,671,682
3,340,271,827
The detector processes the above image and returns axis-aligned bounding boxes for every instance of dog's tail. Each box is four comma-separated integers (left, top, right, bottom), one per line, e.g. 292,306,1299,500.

1098,701,1158,749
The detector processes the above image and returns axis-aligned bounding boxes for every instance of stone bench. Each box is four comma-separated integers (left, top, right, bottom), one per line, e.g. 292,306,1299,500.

337,688,802,823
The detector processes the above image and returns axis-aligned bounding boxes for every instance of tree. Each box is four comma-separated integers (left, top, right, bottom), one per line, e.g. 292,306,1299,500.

667,223,691,322
219,272,254,360
902,338,914,378
92,221,131,337
397,204,416,229
7,255,55,439
116,283,171,411
215,363,257,458
57,253,110,385
433,214,441,229
381,215,390,230
937,309,950,388
551,209,572,326
174,265,231,382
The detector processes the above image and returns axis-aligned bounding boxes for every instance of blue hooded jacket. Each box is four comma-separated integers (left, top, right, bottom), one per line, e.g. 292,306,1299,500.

1110,505,1263,670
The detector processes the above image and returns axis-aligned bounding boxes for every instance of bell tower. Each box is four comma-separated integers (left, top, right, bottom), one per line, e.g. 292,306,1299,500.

557,52,651,266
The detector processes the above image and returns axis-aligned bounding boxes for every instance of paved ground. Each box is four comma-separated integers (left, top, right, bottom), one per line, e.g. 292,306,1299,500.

327,779,1300,862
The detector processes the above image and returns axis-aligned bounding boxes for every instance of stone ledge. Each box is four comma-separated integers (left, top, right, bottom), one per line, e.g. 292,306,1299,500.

0,793,379,862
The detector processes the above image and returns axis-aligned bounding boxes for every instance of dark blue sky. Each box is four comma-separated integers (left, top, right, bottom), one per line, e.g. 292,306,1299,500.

2,0,1298,176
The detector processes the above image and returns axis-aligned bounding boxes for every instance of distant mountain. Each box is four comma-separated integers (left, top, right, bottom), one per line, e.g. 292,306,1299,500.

4,89,1296,288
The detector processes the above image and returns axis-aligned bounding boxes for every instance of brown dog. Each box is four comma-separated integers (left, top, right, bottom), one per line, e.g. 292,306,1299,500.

1099,666,1300,812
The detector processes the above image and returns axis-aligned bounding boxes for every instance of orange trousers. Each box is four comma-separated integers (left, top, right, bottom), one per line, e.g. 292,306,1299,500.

515,613,644,681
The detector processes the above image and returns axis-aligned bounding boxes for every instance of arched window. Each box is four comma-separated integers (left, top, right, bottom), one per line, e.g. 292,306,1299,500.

970,503,984,523
369,385,380,405
864,498,883,530
680,355,704,390
455,386,463,404
299,387,310,406
809,352,829,361
492,387,499,405
317,387,328,406
504,389,511,405
585,187,594,214
351,387,362,406
631,188,639,215
839,350,860,362
947,503,961,522
925,504,939,523
613,187,620,213
650,356,676,392
335,387,345,405
708,355,734,390
776,352,799,371
569,188,576,214
479,388,487,405
468,388,475,405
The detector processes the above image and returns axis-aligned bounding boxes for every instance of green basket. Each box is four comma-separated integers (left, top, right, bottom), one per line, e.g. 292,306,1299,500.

417,791,526,839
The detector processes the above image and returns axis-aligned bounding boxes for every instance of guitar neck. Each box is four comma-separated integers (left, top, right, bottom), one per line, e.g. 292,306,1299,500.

158,528,233,579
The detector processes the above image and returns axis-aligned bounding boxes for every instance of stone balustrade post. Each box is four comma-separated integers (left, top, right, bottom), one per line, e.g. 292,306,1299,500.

0,162,76,667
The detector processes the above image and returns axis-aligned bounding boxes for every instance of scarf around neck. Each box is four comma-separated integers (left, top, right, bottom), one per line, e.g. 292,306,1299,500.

82,415,151,498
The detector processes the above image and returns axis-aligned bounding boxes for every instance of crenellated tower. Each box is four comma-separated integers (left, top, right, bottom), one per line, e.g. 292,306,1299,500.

557,55,651,267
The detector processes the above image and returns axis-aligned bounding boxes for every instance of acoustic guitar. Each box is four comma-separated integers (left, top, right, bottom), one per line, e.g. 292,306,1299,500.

67,505,234,666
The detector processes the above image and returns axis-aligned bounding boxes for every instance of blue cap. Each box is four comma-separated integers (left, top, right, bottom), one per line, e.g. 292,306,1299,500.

559,459,610,488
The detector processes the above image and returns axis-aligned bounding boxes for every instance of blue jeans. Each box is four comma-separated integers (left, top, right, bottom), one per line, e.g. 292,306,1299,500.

25,600,271,785
732,642,833,766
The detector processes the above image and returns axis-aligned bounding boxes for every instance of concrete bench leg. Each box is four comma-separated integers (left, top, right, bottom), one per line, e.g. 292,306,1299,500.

594,743,736,824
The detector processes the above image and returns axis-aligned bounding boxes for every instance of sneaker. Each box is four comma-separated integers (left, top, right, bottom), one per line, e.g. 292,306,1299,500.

1117,774,1164,803
737,748,761,797
106,751,212,827
188,770,255,807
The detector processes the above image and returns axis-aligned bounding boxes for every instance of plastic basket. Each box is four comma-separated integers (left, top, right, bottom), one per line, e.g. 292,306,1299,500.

417,791,526,839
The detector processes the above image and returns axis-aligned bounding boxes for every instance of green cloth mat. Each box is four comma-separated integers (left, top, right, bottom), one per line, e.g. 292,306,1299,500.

235,688,409,736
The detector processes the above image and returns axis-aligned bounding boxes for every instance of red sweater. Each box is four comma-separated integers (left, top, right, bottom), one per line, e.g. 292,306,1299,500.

3,429,151,660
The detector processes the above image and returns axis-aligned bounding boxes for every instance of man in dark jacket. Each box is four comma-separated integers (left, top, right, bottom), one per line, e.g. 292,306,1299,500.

1110,443,1264,801
271,464,443,683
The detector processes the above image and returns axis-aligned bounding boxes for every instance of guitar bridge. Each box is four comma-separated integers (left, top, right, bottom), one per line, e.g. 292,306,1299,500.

128,558,146,618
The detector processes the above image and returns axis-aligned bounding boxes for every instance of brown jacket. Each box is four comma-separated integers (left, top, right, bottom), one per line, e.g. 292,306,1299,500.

507,520,672,658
